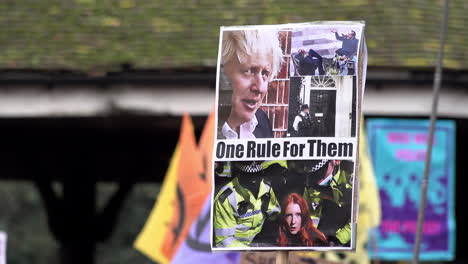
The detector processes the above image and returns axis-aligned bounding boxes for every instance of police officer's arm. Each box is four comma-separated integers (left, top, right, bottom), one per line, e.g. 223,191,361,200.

335,222,351,245
213,198,248,248
335,169,353,189
268,189,281,220
333,170,352,245
293,115,302,131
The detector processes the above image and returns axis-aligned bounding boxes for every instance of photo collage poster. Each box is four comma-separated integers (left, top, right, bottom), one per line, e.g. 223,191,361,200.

211,22,366,251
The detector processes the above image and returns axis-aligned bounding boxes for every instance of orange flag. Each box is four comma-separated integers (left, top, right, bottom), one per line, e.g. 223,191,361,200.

197,110,215,188
161,113,212,259
134,144,180,264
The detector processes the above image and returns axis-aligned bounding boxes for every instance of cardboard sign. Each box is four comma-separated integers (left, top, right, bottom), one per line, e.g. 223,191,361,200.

211,22,366,251
367,119,456,260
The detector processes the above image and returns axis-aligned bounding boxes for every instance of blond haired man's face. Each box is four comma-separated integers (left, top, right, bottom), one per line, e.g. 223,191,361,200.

224,53,272,129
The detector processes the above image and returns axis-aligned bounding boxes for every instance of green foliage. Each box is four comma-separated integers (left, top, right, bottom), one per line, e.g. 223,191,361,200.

96,183,161,264
0,181,161,264
0,0,467,71
0,182,58,264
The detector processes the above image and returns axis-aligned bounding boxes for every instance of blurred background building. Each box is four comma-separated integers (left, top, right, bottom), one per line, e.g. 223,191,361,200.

0,0,467,263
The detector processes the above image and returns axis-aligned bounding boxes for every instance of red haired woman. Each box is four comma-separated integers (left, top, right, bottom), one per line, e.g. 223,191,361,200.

278,193,328,247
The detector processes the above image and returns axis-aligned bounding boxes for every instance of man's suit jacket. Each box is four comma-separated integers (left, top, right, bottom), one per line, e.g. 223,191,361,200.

253,108,273,138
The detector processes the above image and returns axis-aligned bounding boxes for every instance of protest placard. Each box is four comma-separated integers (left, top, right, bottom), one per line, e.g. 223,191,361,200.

211,22,366,251
367,119,456,260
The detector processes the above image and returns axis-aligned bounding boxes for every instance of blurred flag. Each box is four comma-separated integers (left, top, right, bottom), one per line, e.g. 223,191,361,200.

161,114,211,259
134,140,180,263
135,112,218,263
172,111,241,264
172,197,240,264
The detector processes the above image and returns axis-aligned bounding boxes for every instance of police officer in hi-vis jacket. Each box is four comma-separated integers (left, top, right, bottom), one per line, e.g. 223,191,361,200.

213,160,287,248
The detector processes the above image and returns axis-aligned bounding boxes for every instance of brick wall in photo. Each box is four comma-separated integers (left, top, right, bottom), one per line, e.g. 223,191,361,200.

261,29,292,138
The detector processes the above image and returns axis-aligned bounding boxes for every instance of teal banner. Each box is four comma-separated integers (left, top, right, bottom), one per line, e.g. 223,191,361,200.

367,119,456,261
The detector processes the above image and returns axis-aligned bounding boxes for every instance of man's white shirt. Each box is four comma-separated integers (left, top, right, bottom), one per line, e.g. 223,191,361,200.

221,115,258,139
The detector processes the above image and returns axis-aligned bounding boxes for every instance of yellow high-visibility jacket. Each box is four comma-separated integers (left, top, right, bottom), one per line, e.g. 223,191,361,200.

303,168,353,244
213,177,280,248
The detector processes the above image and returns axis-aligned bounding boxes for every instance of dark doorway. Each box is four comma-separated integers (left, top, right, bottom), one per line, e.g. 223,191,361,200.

309,90,336,137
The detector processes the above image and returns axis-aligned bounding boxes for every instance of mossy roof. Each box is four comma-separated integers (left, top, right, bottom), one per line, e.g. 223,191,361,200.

1,0,467,72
